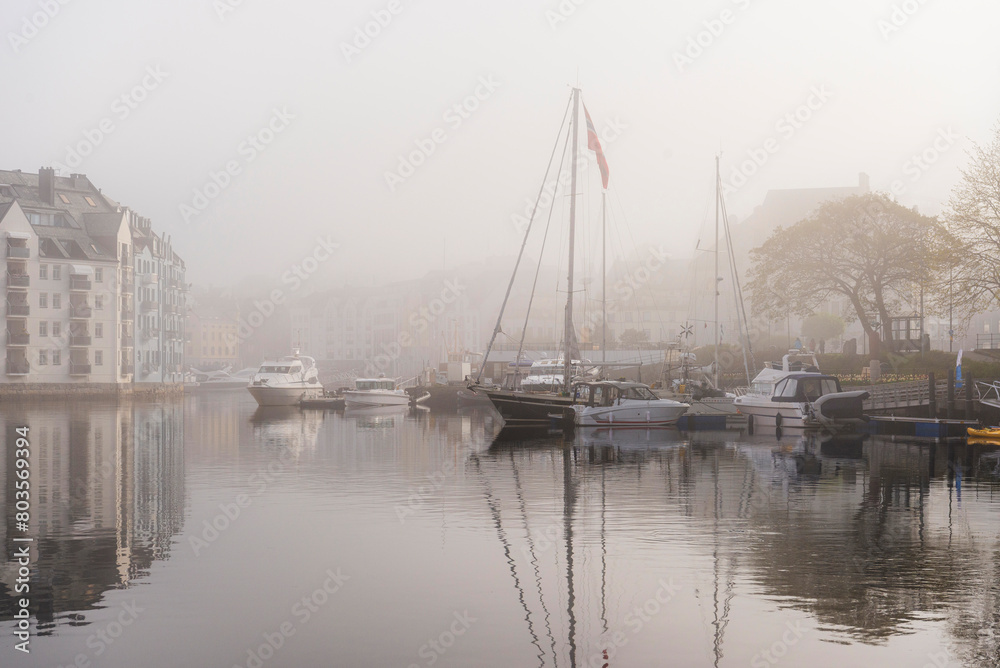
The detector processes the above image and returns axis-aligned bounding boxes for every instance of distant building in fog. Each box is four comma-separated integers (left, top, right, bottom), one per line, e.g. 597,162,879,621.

185,304,240,370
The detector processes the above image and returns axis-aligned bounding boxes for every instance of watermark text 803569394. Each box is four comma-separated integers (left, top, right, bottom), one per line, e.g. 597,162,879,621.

11,426,33,654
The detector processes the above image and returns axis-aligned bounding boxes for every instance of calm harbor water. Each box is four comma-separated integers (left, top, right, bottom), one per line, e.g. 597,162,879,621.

2,394,1000,667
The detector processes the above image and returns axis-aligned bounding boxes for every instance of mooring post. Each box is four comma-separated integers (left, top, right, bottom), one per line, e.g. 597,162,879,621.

966,373,976,421
947,369,955,419
928,372,936,419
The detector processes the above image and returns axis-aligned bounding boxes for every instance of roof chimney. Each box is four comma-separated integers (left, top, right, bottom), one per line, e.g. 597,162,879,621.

38,167,55,205
859,172,870,192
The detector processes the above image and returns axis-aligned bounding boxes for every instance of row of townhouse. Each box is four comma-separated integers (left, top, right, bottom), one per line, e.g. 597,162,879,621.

0,168,186,390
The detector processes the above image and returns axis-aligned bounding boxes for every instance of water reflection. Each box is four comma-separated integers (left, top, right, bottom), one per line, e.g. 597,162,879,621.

0,400,183,630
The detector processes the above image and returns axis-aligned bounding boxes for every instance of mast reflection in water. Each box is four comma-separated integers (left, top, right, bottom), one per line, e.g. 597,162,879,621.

1,396,1000,667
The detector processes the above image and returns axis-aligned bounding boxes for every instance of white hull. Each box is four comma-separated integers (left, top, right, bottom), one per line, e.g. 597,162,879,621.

343,390,410,408
734,401,811,429
574,402,688,427
248,385,321,407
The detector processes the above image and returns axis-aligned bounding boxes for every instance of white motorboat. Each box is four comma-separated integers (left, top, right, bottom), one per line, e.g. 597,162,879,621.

571,380,689,427
342,377,410,408
189,366,257,391
733,351,869,431
519,357,589,393
247,353,323,407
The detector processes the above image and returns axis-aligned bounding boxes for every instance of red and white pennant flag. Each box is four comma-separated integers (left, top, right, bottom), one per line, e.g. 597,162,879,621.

583,104,610,190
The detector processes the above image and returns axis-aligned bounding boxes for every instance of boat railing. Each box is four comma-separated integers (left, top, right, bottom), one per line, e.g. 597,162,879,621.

976,380,1000,407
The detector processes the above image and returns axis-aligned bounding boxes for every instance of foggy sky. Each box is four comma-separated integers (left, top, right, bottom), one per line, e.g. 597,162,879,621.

3,0,998,288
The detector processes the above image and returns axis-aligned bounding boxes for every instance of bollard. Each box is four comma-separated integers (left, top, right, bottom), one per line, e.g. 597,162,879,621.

928,372,937,419
947,369,955,420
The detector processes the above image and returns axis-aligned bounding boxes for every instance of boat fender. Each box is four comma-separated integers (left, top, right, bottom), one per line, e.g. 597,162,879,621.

646,411,651,423
747,414,754,434
774,413,783,427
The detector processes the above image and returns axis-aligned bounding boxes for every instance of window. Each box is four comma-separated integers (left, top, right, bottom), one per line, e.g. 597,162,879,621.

52,322,60,337
95,350,103,365
52,350,60,365
39,264,47,279
95,268,103,282
39,322,47,337
84,196,97,207
39,293,47,308
52,294,60,309
95,323,103,338
39,350,47,365
58,193,70,204
52,265,61,280
95,295,103,310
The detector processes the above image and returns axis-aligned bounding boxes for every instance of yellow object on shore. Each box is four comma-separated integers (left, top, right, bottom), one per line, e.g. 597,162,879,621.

968,426,1000,438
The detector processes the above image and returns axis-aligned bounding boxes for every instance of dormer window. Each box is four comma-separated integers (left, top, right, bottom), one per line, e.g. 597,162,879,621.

84,196,97,207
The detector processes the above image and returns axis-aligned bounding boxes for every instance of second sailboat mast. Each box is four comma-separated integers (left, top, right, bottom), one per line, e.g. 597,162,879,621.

563,87,580,394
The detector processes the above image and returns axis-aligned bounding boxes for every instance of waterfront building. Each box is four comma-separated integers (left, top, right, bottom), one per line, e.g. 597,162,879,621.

185,304,240,370
0,168,184,390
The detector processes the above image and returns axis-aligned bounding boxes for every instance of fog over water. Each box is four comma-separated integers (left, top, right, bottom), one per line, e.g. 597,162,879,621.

2,0,998,286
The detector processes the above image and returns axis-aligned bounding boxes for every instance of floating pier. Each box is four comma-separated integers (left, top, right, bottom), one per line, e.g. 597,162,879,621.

866,415,979,439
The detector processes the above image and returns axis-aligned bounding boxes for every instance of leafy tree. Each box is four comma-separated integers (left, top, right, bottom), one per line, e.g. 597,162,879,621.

801,313,845,342
746,193,951,359
619,328,649,346
946,122,1000,315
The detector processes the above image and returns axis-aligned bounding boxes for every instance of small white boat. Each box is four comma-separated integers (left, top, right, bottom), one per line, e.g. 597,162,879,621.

247,353,323,407
733,351,868,431
520,357,589,393
343,377,410,408
571,381,689,427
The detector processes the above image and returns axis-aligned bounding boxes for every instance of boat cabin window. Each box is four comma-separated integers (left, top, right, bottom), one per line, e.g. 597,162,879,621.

592,386,604,406
261,366,292,374
775,379,797,399
623,386,657,400
752,382,773,395
574,385,591,403
356,379,396,391
798,377,839,400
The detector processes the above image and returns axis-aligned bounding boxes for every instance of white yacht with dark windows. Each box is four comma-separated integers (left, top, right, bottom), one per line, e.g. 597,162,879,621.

733,351,868,431
571,381,689,427
343,377,410,408
247,352,323,407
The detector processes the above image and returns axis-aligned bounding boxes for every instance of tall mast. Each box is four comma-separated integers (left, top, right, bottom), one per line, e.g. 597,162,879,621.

601,190,606,378
563,87,580,394
714,154,720,388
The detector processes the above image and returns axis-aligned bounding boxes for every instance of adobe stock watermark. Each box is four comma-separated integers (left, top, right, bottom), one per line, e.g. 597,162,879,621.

366,277,466,375
52,65,169,174
395,460,456,523
750,619,811,667
7,0,73,53
587,578,681,666
341,0,413,63
545,0,590,30
55,600,144,668
384,76,501,192
511,116,628,235
214,0,248,21
722,84,833,197
877,0,932,40
179,107,295,223
232,568,350,668
889,126,959,197
232,235,339,345
188,443,300,556
673,0,757,73
407,611,477,668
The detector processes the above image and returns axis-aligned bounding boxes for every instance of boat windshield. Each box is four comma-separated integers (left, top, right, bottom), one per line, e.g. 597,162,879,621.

799,377,839,400
623,386,658,400
260,366,292,374
356,380,396,391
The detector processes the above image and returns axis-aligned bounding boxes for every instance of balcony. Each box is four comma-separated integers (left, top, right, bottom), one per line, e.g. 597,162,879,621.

69,277,92,291
7,303,29,317
6,360,29,375
141,273,158,285
165,327,180,340
121,335,134,347
6,246,29,259
7,331,29,346
140,301,157,313
70,335,92,346
6,273,29,288
70,363,92,376
165,303,181,315
69,305,92,319
120,364,134,376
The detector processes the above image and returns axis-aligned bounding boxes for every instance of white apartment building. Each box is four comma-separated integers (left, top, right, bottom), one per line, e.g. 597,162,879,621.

1,168,183,389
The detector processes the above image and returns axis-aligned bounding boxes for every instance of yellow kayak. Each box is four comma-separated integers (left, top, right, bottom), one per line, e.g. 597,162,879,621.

968,427,1000,438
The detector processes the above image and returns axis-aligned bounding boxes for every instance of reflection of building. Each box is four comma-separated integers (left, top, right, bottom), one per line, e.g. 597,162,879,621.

0,399,184,622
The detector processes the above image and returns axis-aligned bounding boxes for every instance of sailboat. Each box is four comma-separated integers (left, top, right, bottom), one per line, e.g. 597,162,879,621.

470,87,598,428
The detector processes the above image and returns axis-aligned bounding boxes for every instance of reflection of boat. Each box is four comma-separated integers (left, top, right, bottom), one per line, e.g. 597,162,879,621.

247,352,323,407
574,425,684,449
343,377,410,408
249,405,323,453
344,404,408,429
733,351,868,431
571,380,688,427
